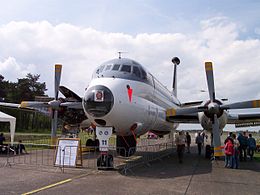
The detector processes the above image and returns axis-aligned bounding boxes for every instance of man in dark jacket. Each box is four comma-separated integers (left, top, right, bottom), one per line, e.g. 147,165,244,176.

237,132,248,161
247,134,256,160
186,132,191,153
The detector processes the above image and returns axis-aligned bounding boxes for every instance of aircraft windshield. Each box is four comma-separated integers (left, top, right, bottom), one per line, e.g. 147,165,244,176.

92,58,151,85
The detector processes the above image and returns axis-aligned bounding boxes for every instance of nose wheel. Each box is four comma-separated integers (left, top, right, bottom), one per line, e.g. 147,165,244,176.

97,152,114,170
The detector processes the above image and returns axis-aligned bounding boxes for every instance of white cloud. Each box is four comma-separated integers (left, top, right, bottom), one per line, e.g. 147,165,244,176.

0,19,259,105
0,57,36,81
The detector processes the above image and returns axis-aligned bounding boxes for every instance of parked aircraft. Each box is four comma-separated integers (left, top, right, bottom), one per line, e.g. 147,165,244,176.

1,56,260,166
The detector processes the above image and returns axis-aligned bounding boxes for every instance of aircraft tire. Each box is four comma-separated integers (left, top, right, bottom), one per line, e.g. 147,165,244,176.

97,154,114,169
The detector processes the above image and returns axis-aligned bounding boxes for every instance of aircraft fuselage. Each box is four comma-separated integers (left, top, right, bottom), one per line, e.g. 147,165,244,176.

83,58,180,137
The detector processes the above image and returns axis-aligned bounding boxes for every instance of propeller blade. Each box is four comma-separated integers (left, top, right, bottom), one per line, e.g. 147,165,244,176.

59,86,82,101
60,102,83,109
55,64,62,100
212,114,222,157
221,99,260,110
205,62,216,102
51,110,58,142
20,101,49,108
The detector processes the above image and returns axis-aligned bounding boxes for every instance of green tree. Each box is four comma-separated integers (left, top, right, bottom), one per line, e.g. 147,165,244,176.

2,73,47,103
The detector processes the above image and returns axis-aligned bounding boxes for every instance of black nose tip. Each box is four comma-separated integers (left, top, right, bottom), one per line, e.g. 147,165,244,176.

83,85,114,117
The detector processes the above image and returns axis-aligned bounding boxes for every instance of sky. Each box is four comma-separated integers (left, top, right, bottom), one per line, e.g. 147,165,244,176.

0,0,260,131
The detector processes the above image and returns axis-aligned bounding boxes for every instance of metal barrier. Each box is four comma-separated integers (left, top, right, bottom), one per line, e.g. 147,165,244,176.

3,139,175,174
5,144,57,167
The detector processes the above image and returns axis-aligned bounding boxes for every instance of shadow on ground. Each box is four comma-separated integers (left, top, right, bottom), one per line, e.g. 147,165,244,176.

120,145,260,178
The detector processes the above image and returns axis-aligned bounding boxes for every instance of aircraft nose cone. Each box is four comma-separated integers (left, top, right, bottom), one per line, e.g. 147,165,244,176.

83,85,114,117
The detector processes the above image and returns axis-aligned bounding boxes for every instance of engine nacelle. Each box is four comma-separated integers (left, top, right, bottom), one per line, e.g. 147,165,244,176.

198,111,228,132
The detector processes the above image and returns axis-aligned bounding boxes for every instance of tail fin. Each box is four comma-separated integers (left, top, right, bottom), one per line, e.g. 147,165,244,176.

171,57,180,97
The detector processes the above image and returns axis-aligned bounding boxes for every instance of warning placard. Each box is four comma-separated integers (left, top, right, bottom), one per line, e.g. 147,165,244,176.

54,138,82,167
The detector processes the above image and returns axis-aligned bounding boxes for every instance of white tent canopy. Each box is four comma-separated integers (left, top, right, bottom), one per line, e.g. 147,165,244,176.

0,111,16,145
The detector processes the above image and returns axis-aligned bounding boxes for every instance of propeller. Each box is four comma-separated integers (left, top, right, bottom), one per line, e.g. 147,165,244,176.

19,64,63,143
204,62,222,156
203,61,259,156
167,60,260,156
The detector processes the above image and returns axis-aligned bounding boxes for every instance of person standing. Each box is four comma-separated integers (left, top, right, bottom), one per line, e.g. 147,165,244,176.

186,132,191,153
195,132,204,155
232,134,240,169
247,134,256,160
224,139,234,168
224,132,234,144
201,131,205,147
237,132,248,161
175,131,186,163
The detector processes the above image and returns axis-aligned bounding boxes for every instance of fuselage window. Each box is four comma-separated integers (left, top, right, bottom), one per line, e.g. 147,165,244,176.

105,65,112,71
133,66,141,78
120,65,131,73
112,64,120,71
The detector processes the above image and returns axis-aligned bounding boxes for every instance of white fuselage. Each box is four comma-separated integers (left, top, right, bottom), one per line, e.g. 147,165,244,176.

84,77,180,136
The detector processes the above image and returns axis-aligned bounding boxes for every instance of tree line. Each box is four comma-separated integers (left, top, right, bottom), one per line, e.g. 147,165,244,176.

0,74,51,133
0,73,47,103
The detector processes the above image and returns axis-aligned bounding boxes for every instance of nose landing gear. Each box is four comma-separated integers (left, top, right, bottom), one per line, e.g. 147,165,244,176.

97,152,114,170
95,126,114,170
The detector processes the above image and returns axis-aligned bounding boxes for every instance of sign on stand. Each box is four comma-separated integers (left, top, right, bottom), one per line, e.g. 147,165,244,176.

96,126,113,151
54,138,82,167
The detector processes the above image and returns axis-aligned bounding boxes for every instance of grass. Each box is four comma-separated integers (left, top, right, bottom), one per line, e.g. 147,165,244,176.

254,151,260,162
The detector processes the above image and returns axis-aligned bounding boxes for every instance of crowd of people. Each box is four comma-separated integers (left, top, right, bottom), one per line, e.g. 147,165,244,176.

175,130,258,166
175,131,208,163
224,131,257,169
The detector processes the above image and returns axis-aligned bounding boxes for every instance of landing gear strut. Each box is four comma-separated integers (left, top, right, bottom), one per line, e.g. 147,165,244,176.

95,126,114,169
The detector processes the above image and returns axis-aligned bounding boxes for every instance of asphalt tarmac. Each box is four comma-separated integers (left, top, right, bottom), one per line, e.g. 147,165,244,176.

0,145,259,195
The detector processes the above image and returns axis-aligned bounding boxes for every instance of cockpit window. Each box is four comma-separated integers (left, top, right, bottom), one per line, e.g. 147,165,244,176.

112,64,120,71
133,66,141,78
96,65,105,74
120,65,131,73
105,65,112,71
140,67,147,79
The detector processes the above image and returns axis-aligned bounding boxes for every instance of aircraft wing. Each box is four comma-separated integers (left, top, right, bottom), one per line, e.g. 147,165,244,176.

227,112,260,124
166,111,260,124
166,113,199,123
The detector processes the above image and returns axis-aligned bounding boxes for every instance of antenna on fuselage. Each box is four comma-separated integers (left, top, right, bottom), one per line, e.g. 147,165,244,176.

172,57,180,97
118,51,128,59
